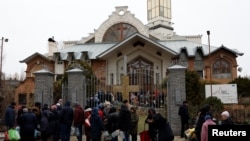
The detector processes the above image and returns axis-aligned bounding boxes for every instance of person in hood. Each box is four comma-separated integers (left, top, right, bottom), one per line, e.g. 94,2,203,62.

73,103,84,141
4,102,16,129
90,107,104,141
59,101,74,141
201,115,216,141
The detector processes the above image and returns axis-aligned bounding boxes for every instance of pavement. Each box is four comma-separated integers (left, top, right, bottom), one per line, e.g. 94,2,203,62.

69,135,186,141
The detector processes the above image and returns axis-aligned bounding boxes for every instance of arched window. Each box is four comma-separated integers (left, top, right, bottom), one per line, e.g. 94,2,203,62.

213,59,230,74
102,23,138,43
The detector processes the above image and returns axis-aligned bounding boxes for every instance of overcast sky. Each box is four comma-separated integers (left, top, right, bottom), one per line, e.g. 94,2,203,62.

0,0,250,78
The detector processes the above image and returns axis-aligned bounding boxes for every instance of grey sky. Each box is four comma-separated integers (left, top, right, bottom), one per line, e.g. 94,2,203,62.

0,0,250,77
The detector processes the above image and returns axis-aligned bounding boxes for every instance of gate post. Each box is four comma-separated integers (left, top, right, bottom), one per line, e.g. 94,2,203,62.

66,68,86,108
167,65,186,135
34,69,54,106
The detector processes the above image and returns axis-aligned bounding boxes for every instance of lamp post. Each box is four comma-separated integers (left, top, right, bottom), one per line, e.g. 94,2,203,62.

0,37,8,88
207,31,212,97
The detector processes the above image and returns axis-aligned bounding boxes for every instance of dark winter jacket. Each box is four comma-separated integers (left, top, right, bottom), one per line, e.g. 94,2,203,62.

106,111,119,133
90,107,104,140
153,113,174,141
48,109,60,134
178,104,189,121
59,101,74,125
40,108,51,131
118,104,131,131
19,111,38,139
221,117,234,125
4,105,16,128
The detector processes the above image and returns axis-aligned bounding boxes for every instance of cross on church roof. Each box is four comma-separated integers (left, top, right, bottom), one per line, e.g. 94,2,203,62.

117,23,128,41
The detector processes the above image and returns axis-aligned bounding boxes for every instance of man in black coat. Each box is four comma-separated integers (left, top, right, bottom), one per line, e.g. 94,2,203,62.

178,101,189,138
59,101,74,141
19,108,38,141
118,101,131,141
4,102,16,129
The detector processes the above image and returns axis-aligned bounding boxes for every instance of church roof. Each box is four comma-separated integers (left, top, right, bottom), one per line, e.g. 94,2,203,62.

97,33,178,58
55,33,243,60
58,43,114,59
158,40,243,57
20,52,52,63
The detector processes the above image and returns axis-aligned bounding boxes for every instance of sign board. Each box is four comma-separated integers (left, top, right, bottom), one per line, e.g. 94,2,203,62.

205,84,238,104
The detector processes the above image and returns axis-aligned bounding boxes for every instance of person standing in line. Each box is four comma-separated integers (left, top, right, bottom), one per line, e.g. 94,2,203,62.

73,103,84,141
118,100,132,141
19,108,38,141
145,108,157,141
195,104,213,141
90,107,104,141
48,105,60,141
59,101,74,141
201,115,216,141
4,102,16,130
221,111,234,125
178,101,190,138
106,107,119,141
129,107,139,141
84,106,92,141
40,104,51,141
153,113,174,141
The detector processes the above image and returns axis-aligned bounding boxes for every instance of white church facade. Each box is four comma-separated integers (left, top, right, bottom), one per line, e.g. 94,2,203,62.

15,0,243,106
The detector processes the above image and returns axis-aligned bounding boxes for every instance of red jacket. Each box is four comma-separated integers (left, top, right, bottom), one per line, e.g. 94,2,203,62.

73,105,84,126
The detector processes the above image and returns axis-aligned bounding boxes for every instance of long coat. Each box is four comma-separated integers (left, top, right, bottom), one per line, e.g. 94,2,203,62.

129,112,139,135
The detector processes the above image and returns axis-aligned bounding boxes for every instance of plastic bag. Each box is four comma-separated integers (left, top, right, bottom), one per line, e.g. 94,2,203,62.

8,129,21,141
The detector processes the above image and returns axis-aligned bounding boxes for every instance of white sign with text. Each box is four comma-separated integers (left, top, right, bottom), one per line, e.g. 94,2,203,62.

205,84,238,104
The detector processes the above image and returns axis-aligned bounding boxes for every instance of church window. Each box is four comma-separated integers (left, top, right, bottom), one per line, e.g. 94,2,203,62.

213,59,230,74
179,51,188,67
127,56,153,93
194,51,204,71
103,23,138,43
18,93,26,104
156,73,160,84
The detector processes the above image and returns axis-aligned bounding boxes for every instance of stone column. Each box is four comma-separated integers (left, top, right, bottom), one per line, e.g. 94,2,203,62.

34,69,54,106
167,65,186,135
66,68,86,108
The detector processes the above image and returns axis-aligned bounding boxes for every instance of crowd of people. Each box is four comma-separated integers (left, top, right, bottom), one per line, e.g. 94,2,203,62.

4,98,176,141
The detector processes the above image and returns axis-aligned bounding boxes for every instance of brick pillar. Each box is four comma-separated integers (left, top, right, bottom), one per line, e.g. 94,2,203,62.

167,65,186,135
34,69,54,106
66,68,86,108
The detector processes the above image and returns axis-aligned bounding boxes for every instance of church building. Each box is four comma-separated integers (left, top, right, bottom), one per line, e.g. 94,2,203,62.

15,0,243,106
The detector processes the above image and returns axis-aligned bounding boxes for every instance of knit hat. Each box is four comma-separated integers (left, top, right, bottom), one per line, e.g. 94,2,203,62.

204,115,211,121
221,111,230,117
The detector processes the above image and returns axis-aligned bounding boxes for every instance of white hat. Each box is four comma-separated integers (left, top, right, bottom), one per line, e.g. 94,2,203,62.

85,108,92,112
221,111,230,117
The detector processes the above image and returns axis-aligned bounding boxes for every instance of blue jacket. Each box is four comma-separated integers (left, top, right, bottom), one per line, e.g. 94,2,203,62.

4,105,16,128
90,107,103,140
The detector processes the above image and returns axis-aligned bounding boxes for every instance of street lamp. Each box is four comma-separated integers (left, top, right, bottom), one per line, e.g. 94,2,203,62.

207,31,212,97
0,37,8,88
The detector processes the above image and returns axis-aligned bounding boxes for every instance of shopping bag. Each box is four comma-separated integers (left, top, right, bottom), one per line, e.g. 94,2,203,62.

8,129,21,141
139,130,150,141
